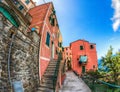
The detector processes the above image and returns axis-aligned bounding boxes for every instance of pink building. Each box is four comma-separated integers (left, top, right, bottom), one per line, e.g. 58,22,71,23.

29,2,60,79
70,39,98,75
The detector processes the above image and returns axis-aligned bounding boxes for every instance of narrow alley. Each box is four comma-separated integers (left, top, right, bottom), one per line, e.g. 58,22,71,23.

59,71,91,92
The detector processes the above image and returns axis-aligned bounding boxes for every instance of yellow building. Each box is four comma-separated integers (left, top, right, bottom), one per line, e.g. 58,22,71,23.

58,29,63,53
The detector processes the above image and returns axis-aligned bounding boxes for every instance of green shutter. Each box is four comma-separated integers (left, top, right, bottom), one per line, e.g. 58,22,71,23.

0,7,19,27
46,32,50,47
49,14,55,26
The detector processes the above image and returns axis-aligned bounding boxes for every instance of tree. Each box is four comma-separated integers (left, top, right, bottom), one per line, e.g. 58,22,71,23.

101,46,120,85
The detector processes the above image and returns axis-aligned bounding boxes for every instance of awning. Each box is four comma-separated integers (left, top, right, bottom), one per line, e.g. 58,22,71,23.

79,55,87,63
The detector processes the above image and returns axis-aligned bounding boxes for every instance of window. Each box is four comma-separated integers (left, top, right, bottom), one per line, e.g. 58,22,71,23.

80,45,84,50
52,9,56,15
13,0,19,5
93,65,95,68
25,0,30,4
62,47,64,51
59,42,62,47
46,32,50,47
49,15,55,26
19,5,24,10
90,45,94,49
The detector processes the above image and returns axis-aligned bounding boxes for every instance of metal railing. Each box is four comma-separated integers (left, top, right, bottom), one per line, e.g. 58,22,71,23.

82,75,120,92
53,53,62,92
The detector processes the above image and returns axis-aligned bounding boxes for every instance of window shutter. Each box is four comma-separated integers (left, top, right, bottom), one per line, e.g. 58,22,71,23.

46,32,50,47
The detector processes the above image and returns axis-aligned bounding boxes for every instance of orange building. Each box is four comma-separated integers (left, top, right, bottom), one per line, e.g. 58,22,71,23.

29,2,61,80
70,39,98,75
63,47,72,70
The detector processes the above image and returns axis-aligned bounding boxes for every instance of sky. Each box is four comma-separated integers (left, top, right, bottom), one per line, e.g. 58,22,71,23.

33,0,120,59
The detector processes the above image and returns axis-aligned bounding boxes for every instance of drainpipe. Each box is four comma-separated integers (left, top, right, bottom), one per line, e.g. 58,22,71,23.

7,32,15,90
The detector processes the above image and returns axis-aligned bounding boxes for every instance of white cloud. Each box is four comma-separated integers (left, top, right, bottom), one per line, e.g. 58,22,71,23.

33,0,44,5
33,0,53,5
113,20,120,31
111,0,120,32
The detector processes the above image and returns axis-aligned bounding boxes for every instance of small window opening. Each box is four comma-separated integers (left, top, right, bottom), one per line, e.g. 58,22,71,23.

80,45,84,50
90,45,94,49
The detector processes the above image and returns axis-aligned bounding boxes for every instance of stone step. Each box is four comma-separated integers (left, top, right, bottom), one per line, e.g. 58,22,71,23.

45,70,58,75
42,77,53,82
40,83,53,89
46,69,56,72
47,66,56,68
44,73,54,77
43,74,55,78
44,73,55,76
37,87,53,92
49,61,57,63
46,67,56,69
48,64,57,67
42,79,53,84
48,65,56,67
42,79,53,83
49,62,57,64
45,71,55,74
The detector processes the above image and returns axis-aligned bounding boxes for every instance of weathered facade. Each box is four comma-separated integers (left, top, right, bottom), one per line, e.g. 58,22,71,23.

0,0,40,92
70,40,98,75
0,1,63,91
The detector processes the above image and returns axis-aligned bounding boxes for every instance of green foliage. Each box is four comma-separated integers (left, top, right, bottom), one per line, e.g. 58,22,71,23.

101,46,120,84
86,69,103,79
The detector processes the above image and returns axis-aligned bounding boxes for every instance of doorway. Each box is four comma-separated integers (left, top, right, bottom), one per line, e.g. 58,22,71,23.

82,66,86,73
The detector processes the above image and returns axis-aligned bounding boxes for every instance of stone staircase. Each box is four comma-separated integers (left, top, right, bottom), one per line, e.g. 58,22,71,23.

37,60,58,92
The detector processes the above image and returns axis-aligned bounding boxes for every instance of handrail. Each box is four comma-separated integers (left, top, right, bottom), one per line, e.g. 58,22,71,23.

82,74,120,92
97,80,120,88
53,53,62,92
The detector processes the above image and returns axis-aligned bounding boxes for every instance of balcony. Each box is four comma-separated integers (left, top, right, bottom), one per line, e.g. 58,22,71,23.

79,55,87,64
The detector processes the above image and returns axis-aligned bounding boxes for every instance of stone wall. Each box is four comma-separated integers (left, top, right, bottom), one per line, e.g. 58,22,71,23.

0,13,40,92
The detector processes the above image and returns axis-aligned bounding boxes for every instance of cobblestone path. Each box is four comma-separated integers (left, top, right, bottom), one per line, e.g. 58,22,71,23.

59,71,91,92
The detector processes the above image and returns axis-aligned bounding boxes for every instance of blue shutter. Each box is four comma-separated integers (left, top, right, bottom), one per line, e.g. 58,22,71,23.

46,32,50,47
